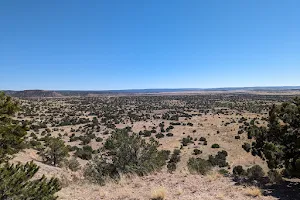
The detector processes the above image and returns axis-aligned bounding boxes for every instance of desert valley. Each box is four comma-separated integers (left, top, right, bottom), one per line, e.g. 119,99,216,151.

1,89,300,199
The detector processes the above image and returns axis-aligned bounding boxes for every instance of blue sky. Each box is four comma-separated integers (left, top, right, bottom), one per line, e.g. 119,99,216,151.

0,0,299,90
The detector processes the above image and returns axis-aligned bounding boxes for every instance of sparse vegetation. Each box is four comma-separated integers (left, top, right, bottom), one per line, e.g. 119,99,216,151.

187,158,212,175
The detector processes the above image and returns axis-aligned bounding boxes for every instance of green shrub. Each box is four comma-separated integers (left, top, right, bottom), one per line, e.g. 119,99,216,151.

219,169,230,176
39,137,69,166
211,144,220,149
193,149,202,155
86,129,169,184
84,157,119,186
95,137,103,142
75,145,93,160
246,165,265,181
268,170,282,184
0,161,61,199
166,133,174,137
181,136,193,146
242,143,251,152
233,165,246,176
187,158,212,175
0,92,61,198
167,149,180,173
208,150,228,167
155,133,164,139
65,157,81,172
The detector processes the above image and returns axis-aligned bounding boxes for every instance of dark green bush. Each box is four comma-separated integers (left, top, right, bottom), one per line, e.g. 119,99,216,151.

242,143,251,152
167,149,180,173
155,133,164,139
208,150,228,167
246,165,265,181
193,149,202,155
166,133,174,137
233,165,246,176
211,144,220,149
39,137,69,166
75,145,93,160
86,129,169,184
0,161,61,199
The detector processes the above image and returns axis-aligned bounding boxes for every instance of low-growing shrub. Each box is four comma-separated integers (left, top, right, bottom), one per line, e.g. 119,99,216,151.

85,129,169,185
187,158,212,175
268,170,282,184
65,157,81,172
242,143,251,152
193,149,202,155
167,149,180,173
95,137,103,142
208,150,228,167
219,169,230,176
233,165,246,176
75,145,93,160
155,133,165,139
211,144,220,149
246,165,265,181
166,133,173,137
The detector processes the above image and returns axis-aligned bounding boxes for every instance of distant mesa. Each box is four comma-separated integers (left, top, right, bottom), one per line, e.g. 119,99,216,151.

8,90,63,98
3,86,300,98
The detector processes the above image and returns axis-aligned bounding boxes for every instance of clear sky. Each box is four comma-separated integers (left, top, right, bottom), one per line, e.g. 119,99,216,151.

0,0,299,90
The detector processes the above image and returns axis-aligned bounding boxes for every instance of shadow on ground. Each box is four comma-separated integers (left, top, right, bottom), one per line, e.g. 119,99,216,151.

263,180,300,200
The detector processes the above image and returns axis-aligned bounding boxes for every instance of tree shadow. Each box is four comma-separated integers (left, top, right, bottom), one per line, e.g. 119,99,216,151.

263,180,300,200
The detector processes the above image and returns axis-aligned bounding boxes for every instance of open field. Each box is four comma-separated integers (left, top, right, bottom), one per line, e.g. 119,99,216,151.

8,91,300,199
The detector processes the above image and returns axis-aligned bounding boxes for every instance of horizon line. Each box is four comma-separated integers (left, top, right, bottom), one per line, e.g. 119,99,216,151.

3,85,300,92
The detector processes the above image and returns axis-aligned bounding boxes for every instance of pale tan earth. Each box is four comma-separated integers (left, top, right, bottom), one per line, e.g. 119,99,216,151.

13,150,275,200
13,93,297,200
12,112,274,200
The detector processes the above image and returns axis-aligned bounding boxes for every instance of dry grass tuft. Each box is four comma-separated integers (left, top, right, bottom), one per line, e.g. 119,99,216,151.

216,193,225,200
244,187,262,197
206,170,223,182
151,187,166,200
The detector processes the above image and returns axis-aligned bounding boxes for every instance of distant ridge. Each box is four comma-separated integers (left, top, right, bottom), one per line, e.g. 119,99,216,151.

3,86,300,98
5,90,63,98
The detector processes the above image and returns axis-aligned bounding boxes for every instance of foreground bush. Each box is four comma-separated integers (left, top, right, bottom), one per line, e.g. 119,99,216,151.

84,157,119,185
0,92,61,198
0,161,61,199
85,129,169,184
250,99,300,177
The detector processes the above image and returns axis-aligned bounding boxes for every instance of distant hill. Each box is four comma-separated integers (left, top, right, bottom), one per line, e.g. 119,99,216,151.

7,90,63,98
3,86,300,98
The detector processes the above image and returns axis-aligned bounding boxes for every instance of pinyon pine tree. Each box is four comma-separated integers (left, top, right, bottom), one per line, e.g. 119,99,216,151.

0,92,61,199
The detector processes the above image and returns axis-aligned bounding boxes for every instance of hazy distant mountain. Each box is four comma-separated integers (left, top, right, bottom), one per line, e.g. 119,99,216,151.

3,86,300,98
6,90,63,98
